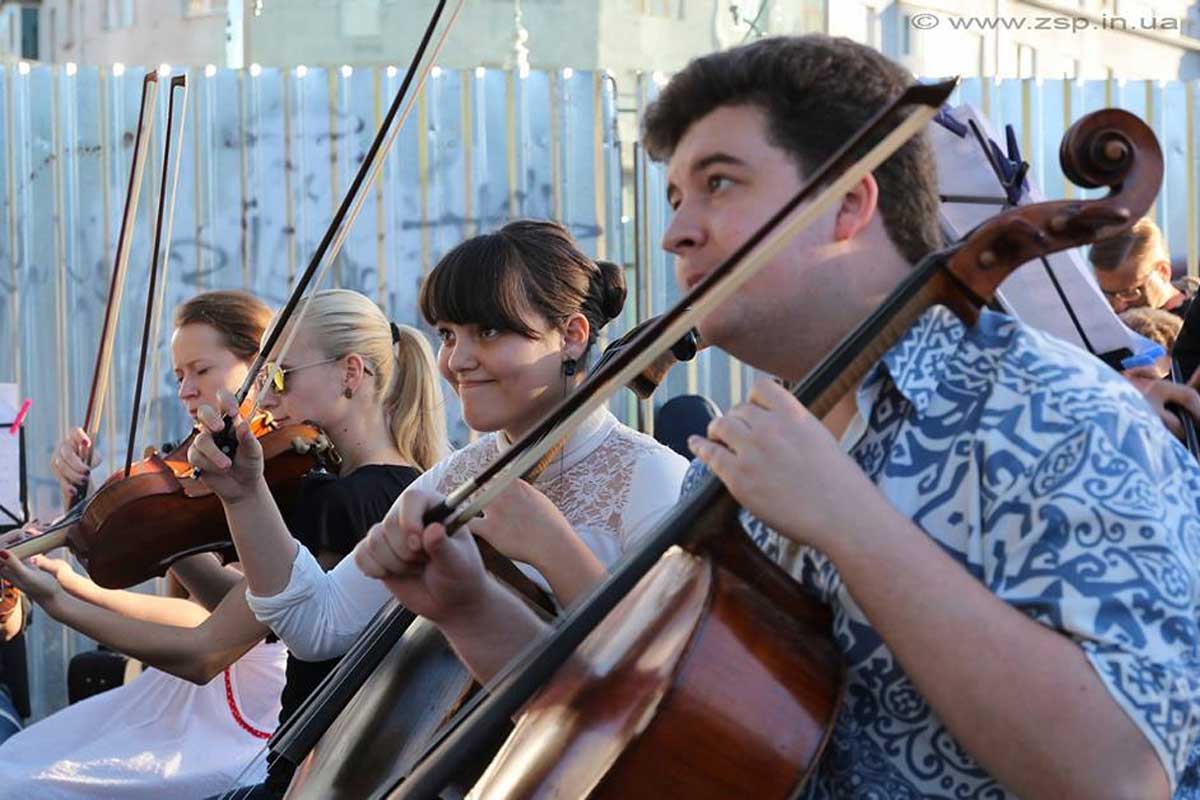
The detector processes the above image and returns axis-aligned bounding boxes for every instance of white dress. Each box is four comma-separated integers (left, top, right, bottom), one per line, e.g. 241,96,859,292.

0,639,287,799
248,407,689,662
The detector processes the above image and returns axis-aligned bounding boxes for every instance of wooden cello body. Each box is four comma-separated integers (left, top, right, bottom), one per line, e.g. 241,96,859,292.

473,514,842,799
281,540,555,800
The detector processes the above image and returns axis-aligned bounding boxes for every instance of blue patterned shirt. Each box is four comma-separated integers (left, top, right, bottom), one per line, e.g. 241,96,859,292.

681,306,1200,798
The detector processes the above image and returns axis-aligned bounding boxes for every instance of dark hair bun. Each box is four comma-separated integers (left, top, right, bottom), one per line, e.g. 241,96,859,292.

595,260,627,322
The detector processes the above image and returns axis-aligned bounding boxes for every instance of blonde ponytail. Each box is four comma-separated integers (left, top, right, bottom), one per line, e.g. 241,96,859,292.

278,289,447,470
385,324,446,470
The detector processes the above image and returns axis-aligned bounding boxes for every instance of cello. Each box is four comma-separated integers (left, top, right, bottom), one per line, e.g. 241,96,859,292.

386,103,1161,798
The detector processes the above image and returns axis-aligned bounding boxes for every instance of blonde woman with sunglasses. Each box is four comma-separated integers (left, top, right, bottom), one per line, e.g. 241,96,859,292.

0,289,446,800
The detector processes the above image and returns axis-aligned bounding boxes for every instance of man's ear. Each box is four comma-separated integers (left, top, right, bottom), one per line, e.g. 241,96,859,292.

1155,259,1173,281
833,173,879,242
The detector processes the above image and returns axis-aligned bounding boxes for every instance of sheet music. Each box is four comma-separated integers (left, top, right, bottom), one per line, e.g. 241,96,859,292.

0,384,24,527
931,105,1147,362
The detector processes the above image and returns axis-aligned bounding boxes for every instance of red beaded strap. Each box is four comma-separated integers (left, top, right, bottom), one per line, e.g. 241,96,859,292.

223,668,273,739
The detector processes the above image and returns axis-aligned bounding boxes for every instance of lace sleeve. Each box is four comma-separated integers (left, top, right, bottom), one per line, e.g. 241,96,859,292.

618,445,689,551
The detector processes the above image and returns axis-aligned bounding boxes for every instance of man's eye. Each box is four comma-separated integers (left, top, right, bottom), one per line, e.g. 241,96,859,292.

707,175,733,193
197,368,209,376
479,328,501,340
437,328,454,343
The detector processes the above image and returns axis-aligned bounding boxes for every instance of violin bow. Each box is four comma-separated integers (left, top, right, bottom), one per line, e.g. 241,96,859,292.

210,0,464,459
71,72,159,505
125,74,189,478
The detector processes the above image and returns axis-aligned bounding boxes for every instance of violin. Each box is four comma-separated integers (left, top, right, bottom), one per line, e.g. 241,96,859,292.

5,415,338,589
388,103,1162,799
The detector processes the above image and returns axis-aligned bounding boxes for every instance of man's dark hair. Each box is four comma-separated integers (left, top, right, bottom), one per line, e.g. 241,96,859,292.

642,35,942,265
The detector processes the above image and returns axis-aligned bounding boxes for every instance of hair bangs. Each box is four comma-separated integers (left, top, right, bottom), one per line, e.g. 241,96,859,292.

419,233,539,337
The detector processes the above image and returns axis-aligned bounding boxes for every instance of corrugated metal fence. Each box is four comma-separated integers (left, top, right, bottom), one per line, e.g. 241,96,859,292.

2,66,1198,718
0,63,622,717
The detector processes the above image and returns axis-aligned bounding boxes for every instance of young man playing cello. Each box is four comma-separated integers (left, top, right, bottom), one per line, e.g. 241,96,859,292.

359,35,1200,798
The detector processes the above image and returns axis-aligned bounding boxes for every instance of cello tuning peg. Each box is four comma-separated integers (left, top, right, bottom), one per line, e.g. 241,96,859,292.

1102,139,1129,161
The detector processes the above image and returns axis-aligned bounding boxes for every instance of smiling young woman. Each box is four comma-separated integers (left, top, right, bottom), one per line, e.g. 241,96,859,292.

223,219,688,689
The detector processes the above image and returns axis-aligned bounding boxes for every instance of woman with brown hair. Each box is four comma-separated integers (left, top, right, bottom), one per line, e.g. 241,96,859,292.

0,289,291,799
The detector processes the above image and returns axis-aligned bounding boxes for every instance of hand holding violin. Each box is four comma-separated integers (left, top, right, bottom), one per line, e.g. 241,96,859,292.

188,389,264,503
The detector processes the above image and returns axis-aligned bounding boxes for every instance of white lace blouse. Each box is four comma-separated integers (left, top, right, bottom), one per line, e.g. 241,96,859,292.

246,407,689,661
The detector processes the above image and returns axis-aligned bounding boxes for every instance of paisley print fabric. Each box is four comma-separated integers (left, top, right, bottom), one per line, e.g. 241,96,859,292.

681,306,1200,798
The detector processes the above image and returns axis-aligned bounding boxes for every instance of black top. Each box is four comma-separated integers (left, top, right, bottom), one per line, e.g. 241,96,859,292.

266,463,420,789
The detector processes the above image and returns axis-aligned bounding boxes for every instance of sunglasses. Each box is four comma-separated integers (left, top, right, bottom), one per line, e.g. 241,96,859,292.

254,356,372,395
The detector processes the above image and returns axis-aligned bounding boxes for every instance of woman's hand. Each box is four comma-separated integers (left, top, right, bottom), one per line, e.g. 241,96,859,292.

31,555,88,597
51,427,101,501
188,389,264,503
470,480,574,567
355,488,489,625
0,552,66,611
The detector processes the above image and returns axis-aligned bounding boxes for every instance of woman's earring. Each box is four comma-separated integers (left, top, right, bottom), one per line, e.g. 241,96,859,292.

562,358,577,377
343,387,353,399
